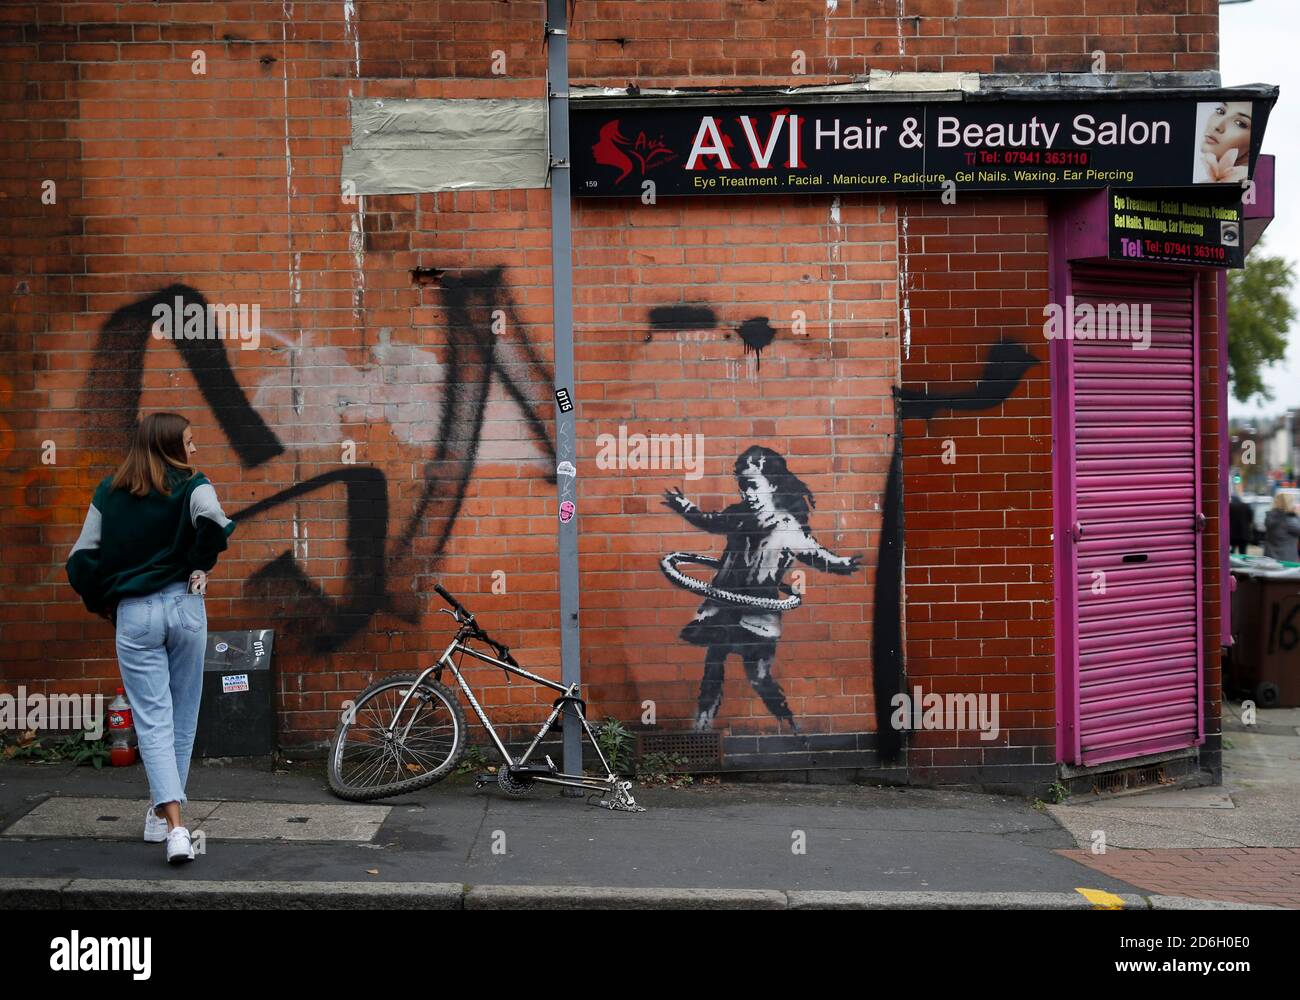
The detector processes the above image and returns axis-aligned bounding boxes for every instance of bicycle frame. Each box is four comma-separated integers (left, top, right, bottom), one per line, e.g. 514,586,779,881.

393,631,619,797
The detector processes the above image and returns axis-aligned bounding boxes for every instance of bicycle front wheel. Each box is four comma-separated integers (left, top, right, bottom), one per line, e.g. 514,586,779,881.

327,674,466,801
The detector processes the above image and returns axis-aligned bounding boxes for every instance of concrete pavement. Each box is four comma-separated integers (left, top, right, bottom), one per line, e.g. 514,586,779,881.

0,755,1148,906
1048,703,1300,907
1,703,1296,909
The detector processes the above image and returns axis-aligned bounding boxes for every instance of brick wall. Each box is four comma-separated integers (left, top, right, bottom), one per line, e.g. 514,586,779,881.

358,0,1219,85
896,194,1055,787
0,1,1223,785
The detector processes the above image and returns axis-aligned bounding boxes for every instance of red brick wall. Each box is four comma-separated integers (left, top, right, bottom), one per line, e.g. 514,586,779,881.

896,195,1055,786
358,0,1219,85
0,1,1222,783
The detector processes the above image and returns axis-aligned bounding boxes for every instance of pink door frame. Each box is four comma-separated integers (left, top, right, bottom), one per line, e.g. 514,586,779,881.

1048,196,1206,764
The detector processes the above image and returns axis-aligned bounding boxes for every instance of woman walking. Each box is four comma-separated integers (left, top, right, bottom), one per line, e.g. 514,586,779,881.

66,413,235,864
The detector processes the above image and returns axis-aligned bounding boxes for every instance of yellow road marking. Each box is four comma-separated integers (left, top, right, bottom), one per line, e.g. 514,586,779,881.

1077,887,1126,909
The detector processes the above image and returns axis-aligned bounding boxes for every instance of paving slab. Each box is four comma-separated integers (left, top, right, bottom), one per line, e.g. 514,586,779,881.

1,797,222,840
1,796,389,842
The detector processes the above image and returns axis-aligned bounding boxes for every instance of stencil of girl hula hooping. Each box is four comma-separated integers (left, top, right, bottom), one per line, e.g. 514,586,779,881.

661,445,862,734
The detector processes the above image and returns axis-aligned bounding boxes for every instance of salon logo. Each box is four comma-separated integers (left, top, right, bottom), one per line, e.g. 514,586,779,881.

591,120,677,184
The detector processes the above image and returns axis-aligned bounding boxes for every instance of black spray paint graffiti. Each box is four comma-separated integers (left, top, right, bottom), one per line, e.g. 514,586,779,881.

80,270,555,652
82,284,284,467
661,446,863,735
872,337,1039,760
647,305,779,370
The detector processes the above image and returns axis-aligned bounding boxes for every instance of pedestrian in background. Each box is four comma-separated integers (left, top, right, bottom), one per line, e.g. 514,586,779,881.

66,413,235,864
1229,490,1253,555
1262,492,1300,563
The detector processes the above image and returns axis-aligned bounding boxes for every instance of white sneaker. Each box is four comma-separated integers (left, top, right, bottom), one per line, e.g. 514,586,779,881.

166,827,195,865
143,805,168,843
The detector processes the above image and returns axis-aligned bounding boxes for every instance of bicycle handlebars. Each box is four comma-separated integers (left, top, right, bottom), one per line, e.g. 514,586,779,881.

434,583,471,622
434,583,522,674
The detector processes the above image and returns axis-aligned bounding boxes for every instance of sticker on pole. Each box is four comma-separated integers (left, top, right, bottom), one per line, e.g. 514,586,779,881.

559,500,576,523
222,674,250,694
557,460,576,478
555,387,574,413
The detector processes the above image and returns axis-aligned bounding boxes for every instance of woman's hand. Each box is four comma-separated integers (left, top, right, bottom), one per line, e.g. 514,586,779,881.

188,569,208,595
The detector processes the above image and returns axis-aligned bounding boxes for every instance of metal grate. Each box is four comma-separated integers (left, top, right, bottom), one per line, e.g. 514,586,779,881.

636,731,722,771
1092,764,1166,795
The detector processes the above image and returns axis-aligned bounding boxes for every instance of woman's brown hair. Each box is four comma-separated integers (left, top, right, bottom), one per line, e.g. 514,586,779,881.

110,412,194,497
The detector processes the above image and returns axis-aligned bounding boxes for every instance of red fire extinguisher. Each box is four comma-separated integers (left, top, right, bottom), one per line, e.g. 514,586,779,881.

107,688,137,766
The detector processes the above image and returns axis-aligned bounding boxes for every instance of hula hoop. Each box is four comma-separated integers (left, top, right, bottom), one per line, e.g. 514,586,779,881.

659,552,802,612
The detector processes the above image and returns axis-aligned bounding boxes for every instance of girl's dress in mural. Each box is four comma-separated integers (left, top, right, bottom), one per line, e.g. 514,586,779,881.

663,446,861,734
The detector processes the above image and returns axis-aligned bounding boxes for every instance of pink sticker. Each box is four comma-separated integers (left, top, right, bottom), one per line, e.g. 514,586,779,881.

559,500,576,523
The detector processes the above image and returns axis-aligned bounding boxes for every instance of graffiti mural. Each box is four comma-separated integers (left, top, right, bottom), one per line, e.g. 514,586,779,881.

75,269,555,652
645,292,1038,760
661,445,863,734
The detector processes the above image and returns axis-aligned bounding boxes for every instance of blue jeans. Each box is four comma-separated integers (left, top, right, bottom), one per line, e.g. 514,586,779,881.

114,581,207,810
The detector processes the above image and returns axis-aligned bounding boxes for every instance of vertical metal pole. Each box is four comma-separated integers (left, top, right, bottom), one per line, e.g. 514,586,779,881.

545,0,582,783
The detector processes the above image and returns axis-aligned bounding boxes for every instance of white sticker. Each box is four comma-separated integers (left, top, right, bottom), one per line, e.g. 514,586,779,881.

222,674,250,694
215,641,229,653
557,461,576,478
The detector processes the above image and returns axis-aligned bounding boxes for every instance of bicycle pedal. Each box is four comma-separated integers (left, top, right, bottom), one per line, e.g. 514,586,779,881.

473,772,495,788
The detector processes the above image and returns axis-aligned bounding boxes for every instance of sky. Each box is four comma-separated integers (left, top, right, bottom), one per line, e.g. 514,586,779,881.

1222,0,1299,420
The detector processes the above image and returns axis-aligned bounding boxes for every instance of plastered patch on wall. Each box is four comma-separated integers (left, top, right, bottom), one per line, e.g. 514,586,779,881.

343,98,548,194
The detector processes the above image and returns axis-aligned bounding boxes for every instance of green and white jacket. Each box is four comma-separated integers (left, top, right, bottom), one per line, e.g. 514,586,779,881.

66,470,235,616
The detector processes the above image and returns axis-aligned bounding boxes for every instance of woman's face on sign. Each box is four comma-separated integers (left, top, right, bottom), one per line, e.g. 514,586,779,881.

739,472,777,513
1201,102,1252,161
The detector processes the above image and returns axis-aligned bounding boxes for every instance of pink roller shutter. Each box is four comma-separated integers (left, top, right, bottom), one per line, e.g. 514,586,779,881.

1068,263,1203,766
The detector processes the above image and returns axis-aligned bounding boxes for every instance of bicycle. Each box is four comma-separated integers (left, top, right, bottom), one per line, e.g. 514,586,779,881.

326,584,644,812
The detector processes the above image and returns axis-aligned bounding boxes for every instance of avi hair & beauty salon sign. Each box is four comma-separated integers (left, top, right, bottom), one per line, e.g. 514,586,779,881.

572,87,1275,198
